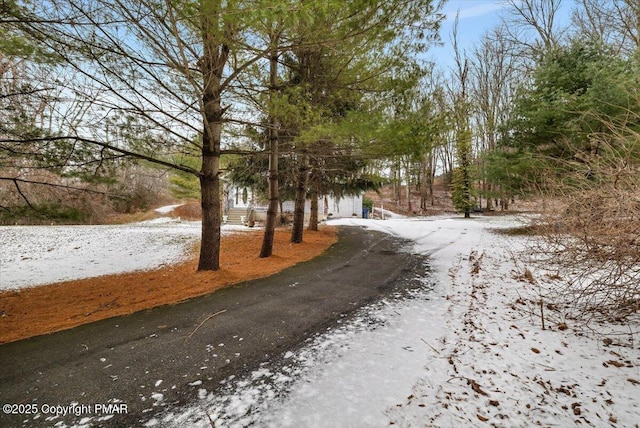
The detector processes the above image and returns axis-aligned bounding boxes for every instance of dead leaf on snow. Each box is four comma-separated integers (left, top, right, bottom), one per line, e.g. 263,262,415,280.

477,414,489,422
628,378,640,385
471,262,481,275
571,402,582,416
469,379,489,396
555,385,573,395
557,322,568,331
523,268,536,284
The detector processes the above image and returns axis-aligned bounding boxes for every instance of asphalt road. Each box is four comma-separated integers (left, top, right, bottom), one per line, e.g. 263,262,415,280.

0,226,430,427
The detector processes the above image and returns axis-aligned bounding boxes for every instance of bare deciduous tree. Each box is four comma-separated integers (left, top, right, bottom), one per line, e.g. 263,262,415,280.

572,0,640,56
470,26,521,210
503,0,567,62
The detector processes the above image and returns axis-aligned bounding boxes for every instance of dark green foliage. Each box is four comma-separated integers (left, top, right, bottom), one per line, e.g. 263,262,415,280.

169,173,200,200
510,43,638,151
168,153,201,200
0,203,88,225
0,0,59,62
483,149,545,197
225,151,271,199
501,40,640,193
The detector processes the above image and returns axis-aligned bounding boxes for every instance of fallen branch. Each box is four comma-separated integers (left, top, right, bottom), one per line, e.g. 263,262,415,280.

206,410,216,427
446,376,489,395
185,309,227,342
421,338,441,355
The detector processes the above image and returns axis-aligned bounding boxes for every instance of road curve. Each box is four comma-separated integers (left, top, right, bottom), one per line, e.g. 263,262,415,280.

0,226,429,427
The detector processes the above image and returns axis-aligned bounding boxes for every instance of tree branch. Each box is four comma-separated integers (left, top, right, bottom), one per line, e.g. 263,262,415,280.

0,136,201,176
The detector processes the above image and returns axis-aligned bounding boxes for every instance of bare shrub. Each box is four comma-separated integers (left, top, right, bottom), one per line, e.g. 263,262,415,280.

0,164,172,224
531,134,640,321
109,165,172,214
0,164,99,226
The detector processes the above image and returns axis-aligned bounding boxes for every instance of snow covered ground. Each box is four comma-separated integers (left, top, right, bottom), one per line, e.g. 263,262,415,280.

149,215,640,428
0,206,247,290
2,213,639,427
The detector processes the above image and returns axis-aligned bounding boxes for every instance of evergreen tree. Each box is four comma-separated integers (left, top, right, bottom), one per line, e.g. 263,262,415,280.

502,40,640,194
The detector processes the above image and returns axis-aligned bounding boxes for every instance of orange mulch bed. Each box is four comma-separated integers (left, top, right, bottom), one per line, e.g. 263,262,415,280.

0,227,336,344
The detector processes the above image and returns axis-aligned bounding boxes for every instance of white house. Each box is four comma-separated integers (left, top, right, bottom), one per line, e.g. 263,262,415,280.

281,194,364,219
225,186,364,223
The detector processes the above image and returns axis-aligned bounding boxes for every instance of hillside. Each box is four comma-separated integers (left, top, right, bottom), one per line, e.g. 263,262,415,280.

366,181,539,218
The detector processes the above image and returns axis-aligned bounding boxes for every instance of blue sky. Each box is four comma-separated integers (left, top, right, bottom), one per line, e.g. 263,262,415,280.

427,0,574,70
424,0,511,71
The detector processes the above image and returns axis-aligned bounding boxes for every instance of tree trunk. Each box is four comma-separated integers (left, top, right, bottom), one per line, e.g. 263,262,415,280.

260,127,279,257
197,0,227,271
405,161,412,213
500,198,509,211
308,189,319,231
324,195,329,219
393,158,401,204
260,30,280,258
429,150,435,206
485,181,493,210
420,152,429,211
198,151,221,270
291,153,309,243
463,160,471,218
